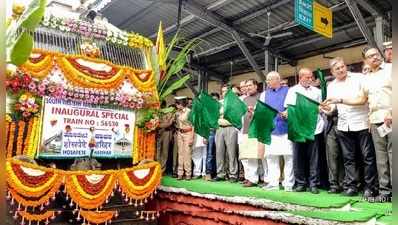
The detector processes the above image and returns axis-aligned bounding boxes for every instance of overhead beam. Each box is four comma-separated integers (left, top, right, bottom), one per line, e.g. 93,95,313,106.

149,15,196,38
193,2,347,60
207,0,234,11
208,18,376,68
356,0,382,16
189,63,225,81
233,0,291,26
343,0,384,57
182,0,266,82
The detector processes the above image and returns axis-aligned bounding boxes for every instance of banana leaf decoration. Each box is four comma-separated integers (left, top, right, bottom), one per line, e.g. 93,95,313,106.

6,0,47,66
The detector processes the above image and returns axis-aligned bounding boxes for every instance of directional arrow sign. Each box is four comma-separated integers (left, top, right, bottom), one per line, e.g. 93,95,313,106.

313,1,333,38
295,0,333,38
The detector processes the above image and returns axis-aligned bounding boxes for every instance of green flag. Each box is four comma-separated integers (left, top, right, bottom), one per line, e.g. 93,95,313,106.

287,93,319,142
287,104,306,142
223,89,247,129
316,68,327,101
188,92,220,139
248,100,278,144
199,92,220,129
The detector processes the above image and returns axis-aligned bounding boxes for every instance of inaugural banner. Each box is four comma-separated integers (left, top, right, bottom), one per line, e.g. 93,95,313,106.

38,97,136,159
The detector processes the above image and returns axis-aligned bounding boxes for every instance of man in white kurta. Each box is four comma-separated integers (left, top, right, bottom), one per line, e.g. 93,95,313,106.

259,71,294,191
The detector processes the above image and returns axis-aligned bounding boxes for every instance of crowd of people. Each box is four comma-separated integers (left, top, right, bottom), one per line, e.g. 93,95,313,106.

155,42,392,203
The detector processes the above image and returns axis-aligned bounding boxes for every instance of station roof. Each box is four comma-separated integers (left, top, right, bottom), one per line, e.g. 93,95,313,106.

96,0,392,80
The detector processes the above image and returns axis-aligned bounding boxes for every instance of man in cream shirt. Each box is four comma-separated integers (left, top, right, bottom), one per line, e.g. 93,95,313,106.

326,47,392,202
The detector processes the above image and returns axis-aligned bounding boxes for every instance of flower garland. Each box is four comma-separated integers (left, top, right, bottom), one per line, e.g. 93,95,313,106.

8,182,60,208
26,116,41,159
117,161,161,200
15,120,25,156
6,158,161,214
20,53,53,79
56,56,126,89
22,118,34,155
79,210,117,225
7,122,16,158
17,210,56,224
40,15,153,48
11,164,54,187
6,161,63,198
10,49,159,109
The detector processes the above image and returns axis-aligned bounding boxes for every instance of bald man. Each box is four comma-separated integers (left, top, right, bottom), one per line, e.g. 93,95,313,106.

283,68,325,194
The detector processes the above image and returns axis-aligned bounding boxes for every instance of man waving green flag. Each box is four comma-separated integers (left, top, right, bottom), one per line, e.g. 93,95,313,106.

223,89,247,129
287,92,319,142
248,100,278,144
188,92,220,139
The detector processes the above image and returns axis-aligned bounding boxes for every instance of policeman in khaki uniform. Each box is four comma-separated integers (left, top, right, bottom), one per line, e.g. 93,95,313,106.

174,96,195,180
156,102,175,174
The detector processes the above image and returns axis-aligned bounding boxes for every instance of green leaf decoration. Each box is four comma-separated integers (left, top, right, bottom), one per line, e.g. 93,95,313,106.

10,31,34,66
160,74,191,101
20,0,47,30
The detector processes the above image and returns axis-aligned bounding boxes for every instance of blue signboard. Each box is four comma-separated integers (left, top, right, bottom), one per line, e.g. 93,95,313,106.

295,0,313,30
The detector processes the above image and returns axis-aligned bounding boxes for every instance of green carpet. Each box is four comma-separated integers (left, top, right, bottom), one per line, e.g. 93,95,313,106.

161,176,392,223
377,216,392,225
352,202,392,216
289,210,377,222
161,176,354,208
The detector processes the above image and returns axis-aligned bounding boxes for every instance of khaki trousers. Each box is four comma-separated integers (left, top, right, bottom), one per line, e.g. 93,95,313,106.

177,131,193,177
156,129,172,173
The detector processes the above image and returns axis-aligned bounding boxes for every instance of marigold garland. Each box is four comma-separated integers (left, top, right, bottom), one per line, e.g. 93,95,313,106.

16,120,26,156
7,122,16,158
117,162,161,200
133,128,156,163
6,161,62,198
67,57,119,79
27,115,41,159
18,210,55,223
22,118,34,155
56,56,126,89
6,158,161,212
66,173,116,200
11,164,54,187
79,210,117,224
21,49,158,94
20,53,53,79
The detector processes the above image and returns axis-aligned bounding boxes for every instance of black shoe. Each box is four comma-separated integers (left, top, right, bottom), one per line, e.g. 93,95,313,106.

342,188,358,196
328,187,341,194
294,186,306,192
310,187,320,194
211,176,225,182
363,189,376,198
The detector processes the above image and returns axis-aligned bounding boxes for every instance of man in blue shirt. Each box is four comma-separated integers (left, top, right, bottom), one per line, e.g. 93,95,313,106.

259,71,294,191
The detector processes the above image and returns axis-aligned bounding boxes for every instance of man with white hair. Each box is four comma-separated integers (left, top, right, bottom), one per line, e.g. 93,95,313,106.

259,71,294,191
283,68,325,194
321,57,377,198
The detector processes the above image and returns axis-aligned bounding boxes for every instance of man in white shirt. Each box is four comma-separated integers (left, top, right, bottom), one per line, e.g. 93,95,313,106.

283,68,324,194
321,57,377,198
325,47,392,202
